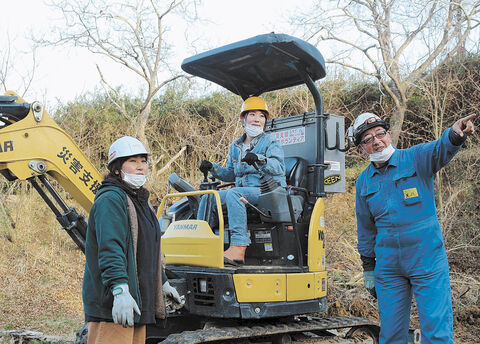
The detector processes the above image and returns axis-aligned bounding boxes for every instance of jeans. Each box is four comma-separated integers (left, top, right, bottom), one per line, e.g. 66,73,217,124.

197,187,260,246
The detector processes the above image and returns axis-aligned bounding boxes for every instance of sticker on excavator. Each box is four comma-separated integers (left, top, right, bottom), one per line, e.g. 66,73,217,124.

273,127,306,146
254,230,272,243
172,223,198,230
325,160,341,171
324,174,341,185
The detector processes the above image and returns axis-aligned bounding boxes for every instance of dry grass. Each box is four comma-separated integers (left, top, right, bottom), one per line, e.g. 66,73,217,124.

324,160,480,343
0,160,479,343
0,189,84,340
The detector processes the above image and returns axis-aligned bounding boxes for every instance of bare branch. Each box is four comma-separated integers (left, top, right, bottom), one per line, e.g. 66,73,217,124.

96,64,132,123
0,33,37,96
292,0,480,144
156,145,187,176
39,0,198,146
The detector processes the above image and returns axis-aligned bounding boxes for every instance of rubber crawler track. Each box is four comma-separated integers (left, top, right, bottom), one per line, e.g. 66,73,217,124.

158,316,379,343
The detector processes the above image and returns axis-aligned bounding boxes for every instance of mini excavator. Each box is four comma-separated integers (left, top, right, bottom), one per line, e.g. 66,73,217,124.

150,33,383,343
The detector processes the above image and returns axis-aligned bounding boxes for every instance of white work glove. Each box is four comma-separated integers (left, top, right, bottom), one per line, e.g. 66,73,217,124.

111,284,141,327
162,281,183,305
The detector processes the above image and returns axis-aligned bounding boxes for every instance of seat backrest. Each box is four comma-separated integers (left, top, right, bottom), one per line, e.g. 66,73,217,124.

284,157,308,189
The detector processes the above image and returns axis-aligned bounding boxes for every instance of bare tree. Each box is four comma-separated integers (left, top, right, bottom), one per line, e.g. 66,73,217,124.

39,0,199,147
293,0,480,145
413,57,479,233
0,34,37,98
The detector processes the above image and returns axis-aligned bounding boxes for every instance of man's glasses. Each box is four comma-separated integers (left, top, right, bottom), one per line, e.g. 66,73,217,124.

361,130,387,145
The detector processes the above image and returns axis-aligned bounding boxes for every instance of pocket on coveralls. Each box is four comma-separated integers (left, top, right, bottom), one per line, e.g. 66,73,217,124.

394,168,422,206
361,182,385,217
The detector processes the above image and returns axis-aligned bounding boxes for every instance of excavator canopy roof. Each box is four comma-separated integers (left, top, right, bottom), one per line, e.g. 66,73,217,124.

181,32,326,99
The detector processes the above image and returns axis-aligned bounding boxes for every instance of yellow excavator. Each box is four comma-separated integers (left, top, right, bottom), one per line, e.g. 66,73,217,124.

2,33,422,343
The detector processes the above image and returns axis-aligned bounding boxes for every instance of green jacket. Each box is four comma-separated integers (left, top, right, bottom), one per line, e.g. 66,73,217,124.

82,185,167,322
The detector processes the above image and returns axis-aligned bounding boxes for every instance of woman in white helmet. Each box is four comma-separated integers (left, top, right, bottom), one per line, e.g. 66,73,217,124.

199,97,286,264
82,136,182,344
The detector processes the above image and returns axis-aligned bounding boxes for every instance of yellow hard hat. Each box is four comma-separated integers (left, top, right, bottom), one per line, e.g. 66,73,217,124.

240,96,269,119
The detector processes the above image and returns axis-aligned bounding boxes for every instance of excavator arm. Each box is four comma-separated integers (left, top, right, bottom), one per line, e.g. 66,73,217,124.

0,91,102,251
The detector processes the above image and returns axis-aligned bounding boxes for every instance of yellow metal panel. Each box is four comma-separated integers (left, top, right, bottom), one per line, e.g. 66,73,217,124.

286,273,315,301
161,220,223,268
158,190,225,268
314,271,328,298
233,274,286,302
308,198,326,272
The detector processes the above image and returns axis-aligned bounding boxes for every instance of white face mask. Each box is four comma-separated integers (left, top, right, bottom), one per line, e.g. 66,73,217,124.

244,123,264,138
122,171,147,189
369,144,395,163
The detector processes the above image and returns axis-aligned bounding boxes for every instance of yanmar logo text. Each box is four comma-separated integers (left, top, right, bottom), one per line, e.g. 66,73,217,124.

0,140,13,153
173,223,198,230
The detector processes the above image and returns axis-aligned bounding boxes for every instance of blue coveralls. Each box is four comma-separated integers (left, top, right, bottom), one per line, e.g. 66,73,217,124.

355,128,463,344
198,132,286,246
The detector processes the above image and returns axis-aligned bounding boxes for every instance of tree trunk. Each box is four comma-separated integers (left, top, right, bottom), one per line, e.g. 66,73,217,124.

135,101,152,147
389,105,407,146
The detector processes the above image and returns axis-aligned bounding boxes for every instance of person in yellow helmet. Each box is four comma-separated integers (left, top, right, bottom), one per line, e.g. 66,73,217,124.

198,96,286,264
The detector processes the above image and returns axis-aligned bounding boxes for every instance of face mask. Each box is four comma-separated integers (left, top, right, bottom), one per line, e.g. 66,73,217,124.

369,144,395,163
244,123,264,138
122,171,146,189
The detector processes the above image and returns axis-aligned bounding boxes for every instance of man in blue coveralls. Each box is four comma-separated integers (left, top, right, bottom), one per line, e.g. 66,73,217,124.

352,112,476,344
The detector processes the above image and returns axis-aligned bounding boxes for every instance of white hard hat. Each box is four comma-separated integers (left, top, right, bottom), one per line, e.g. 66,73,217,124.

108,136,149,166
352,112,389,145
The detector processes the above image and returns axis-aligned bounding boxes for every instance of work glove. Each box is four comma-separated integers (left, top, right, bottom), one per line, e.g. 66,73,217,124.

363,271,377,299
241,152,260,166
163,281,184,307
199,160,213,174
111,284,141,327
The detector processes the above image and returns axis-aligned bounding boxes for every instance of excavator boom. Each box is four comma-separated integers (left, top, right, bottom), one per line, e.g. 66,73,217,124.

0,91,102,251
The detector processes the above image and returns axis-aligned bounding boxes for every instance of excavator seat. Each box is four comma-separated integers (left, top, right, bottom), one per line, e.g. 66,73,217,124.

284,156,308,189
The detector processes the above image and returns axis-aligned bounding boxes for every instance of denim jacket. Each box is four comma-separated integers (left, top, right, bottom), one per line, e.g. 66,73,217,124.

211,132,287,187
